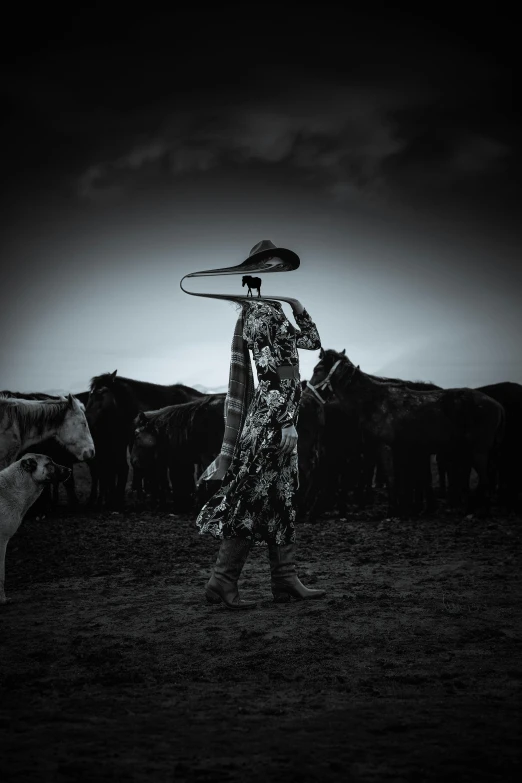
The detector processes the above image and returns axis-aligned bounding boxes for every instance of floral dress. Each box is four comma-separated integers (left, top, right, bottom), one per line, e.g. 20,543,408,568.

196,301,321,546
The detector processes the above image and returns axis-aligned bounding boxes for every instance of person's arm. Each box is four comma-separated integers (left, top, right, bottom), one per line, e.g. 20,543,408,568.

286,300,321,350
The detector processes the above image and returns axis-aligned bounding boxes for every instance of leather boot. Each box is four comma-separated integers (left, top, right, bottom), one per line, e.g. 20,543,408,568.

269,543,326,602
205,537,257,610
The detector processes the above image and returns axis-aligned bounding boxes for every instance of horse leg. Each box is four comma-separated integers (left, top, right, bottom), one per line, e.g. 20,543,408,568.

337,459,351,516
471,451,491,517
64,469,79,508
374,461,386,489
131,466,140,497
157,466,169,510
356,449,376,506
100,463,116,508
436,452,447,497
87,460,99,507
116,459,129,509
423,455,437,514
51,480,60,507
377,444,396,516
394,449,415,518
445,453,466,511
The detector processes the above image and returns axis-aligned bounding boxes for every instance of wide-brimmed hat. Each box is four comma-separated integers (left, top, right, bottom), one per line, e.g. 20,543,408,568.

180,239,300,303
182,239,300,279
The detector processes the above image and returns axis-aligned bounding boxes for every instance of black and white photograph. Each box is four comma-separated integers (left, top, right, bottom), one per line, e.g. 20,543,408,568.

1,5,521,782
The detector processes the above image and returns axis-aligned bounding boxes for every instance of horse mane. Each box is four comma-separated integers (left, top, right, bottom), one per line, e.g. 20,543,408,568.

368,373,440,390
0,395,70,438
137,396,222,451
89,373,204,396
89,373,205,420
0,390,58,400
321,352,438,391
144,395,219,429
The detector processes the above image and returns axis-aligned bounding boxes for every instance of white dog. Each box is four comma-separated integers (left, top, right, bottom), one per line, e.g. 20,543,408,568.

0,453,71,603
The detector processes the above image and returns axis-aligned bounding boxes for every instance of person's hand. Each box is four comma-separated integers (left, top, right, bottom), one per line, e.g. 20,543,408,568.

280,423,298,455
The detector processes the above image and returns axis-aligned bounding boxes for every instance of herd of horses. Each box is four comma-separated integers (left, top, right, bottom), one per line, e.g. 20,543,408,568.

1,346,521,520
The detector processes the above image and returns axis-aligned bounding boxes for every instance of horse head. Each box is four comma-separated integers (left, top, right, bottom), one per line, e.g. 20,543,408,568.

56,398,95,462
129,414,160,468
86,371,120,429
308,348,359,404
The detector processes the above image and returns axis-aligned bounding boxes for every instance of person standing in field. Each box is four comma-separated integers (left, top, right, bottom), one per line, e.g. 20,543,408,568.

194,240,326,610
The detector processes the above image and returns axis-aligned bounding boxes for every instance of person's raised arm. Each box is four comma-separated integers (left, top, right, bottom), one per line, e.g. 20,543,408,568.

286,299,321,350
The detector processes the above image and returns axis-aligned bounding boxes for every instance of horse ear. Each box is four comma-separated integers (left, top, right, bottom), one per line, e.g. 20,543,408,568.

136,411,147,426
21,456,38,473
356,365,360,371
67,393,75,407
110,370,118,383
340,349,346,356
319,348,325,359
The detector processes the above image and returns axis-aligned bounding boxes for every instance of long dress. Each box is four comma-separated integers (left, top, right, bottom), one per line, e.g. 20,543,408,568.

196,301,321,546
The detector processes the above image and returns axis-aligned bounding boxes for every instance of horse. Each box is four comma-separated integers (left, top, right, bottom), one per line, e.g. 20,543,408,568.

357,374,443,514
0,393,94,472
85,370,205,508
1,390,91,513
241,276,262,297
305,373,443,516
474,382,522,510
130,394,225,511
308,349,505,516
314,395,363,517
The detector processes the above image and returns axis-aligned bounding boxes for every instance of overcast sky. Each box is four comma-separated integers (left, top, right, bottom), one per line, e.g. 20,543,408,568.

2,8,520,394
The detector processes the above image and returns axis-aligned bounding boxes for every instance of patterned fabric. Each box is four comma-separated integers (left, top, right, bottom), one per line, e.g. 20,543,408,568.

196,301,321,546
198,310,254,483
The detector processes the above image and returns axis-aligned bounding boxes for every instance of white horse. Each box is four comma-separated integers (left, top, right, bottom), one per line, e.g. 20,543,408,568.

0,394,95,470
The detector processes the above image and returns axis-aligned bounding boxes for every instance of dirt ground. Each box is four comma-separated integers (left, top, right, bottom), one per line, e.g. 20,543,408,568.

1,464,521,783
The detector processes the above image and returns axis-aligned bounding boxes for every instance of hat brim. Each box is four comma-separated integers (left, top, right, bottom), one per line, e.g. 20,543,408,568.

184,247,300,278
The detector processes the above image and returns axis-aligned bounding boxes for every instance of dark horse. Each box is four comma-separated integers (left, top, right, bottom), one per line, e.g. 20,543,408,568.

475,382,522,510
242,275,262,297
130,394,225,511
308,349,505,516
86,370,205,509
305,373,443,516
357,374,443,513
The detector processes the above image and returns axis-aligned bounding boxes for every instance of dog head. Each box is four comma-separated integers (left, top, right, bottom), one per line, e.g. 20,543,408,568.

20,454,72,485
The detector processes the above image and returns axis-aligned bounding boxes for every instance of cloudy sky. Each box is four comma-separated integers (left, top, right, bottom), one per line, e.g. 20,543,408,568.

2,8,520,394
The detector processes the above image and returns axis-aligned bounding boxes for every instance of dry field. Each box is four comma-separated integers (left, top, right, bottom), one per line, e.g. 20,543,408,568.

1,464,521,782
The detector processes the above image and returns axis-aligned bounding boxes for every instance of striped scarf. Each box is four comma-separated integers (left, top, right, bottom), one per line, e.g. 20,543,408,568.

198,308,254,483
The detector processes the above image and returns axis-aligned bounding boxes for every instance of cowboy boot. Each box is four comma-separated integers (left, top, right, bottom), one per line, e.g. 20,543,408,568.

268,542,326,602
205,537,257,610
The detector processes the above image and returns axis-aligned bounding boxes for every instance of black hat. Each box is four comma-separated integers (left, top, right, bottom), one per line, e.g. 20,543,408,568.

180,240,300,303
182,239,300,279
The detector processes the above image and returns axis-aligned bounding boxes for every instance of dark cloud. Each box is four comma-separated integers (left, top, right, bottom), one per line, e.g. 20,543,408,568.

72,61,518,223
3,9,520,224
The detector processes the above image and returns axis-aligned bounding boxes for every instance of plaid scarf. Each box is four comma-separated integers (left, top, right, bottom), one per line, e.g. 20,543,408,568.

198,308,254,483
